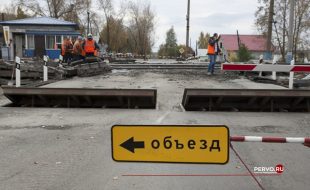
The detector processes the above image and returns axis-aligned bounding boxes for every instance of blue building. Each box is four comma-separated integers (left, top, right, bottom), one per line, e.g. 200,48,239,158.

0,17,80,60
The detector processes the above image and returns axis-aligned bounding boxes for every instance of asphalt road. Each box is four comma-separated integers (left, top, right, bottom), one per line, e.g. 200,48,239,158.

0,70,309,190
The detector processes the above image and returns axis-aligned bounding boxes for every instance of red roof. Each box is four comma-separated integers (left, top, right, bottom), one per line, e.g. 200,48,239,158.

220,34,270,52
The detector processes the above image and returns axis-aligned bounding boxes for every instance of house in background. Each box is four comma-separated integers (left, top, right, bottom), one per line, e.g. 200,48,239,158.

220,34,274,60
196,49,208,61
0,17,80,60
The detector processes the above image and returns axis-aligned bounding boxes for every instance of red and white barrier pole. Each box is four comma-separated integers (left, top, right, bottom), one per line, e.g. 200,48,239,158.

222,63,310,72
222,62,310,89
230,136,310,147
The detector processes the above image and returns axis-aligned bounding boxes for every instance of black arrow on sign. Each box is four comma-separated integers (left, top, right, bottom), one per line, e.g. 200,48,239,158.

120,137,145,153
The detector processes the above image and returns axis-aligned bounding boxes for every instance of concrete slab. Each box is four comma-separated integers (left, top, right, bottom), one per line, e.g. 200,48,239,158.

0,70,309,190
0,87,10,106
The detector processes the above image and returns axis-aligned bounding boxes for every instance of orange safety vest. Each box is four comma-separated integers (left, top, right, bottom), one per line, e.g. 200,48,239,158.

61,41,73,55
84,40,96,53
81,49,86,57
61,43,66,56
207,44,215,55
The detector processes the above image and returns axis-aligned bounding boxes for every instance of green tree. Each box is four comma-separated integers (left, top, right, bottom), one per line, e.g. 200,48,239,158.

238,44,252,62
157,27,178,58
165,26,178,57
157,44,166,58
197,32,210,49
165,27,177,47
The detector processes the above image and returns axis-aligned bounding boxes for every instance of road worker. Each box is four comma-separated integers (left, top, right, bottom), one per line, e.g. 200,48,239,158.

207,33,221,75
82,34,100,57
61,36,73,63
72,36,85,61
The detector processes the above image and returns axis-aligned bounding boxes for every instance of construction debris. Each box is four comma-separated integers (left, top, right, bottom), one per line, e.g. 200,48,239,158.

0,58,112,86
74,61,112,77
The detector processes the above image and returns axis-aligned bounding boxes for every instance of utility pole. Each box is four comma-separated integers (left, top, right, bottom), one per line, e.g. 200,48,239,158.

87,11,90,35
195,40,198,57
186,0,190,51
237,30,241,50
266,0,274,59
287,0,295,63
90,22,92,34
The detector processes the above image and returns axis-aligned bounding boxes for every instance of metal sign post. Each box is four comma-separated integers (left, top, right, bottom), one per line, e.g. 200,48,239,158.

271,55,280,80
43,55,49,82
258,55,264,77
289,59,295,89
15,56,21,87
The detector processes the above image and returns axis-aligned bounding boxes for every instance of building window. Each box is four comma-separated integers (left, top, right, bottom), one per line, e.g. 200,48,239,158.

27,35,35,49
56,35,62,49
46,35,56,49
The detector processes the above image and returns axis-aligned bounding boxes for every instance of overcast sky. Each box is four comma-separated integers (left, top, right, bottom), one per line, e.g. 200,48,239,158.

0,0,261,51
148,0,260,50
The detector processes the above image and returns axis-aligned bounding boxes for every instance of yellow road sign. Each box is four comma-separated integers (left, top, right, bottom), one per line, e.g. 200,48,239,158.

179,48,185,54
112,125,229,164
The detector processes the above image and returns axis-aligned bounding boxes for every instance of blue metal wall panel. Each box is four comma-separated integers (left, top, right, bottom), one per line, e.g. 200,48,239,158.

46,50,61,59
25,49,35,57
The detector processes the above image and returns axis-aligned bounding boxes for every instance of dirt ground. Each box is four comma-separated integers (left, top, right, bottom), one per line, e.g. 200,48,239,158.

0,69,309,190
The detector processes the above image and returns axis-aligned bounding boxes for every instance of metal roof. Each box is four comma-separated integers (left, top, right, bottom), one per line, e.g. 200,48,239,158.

220,34,274,52
0,16,77,26
26,30,80,35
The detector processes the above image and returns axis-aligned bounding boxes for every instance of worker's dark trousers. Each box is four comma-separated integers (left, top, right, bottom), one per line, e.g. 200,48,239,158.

72,54,84,61
64,53,72,63
85,53,95,57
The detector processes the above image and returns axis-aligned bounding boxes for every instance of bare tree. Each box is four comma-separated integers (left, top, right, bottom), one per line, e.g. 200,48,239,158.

293,0,310,60
127,1,155,56
255,0,310,61
17,0,91,20
97,0,155,55
97,0,114,47
97,0,128,49
100,16,128,52
16,0,92,35
0,3,30,23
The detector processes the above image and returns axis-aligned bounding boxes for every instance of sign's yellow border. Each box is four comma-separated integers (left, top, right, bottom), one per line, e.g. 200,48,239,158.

111,125,230,164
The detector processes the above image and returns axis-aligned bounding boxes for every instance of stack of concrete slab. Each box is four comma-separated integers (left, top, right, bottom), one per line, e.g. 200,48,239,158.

0,58,112,85
74,61,112,77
